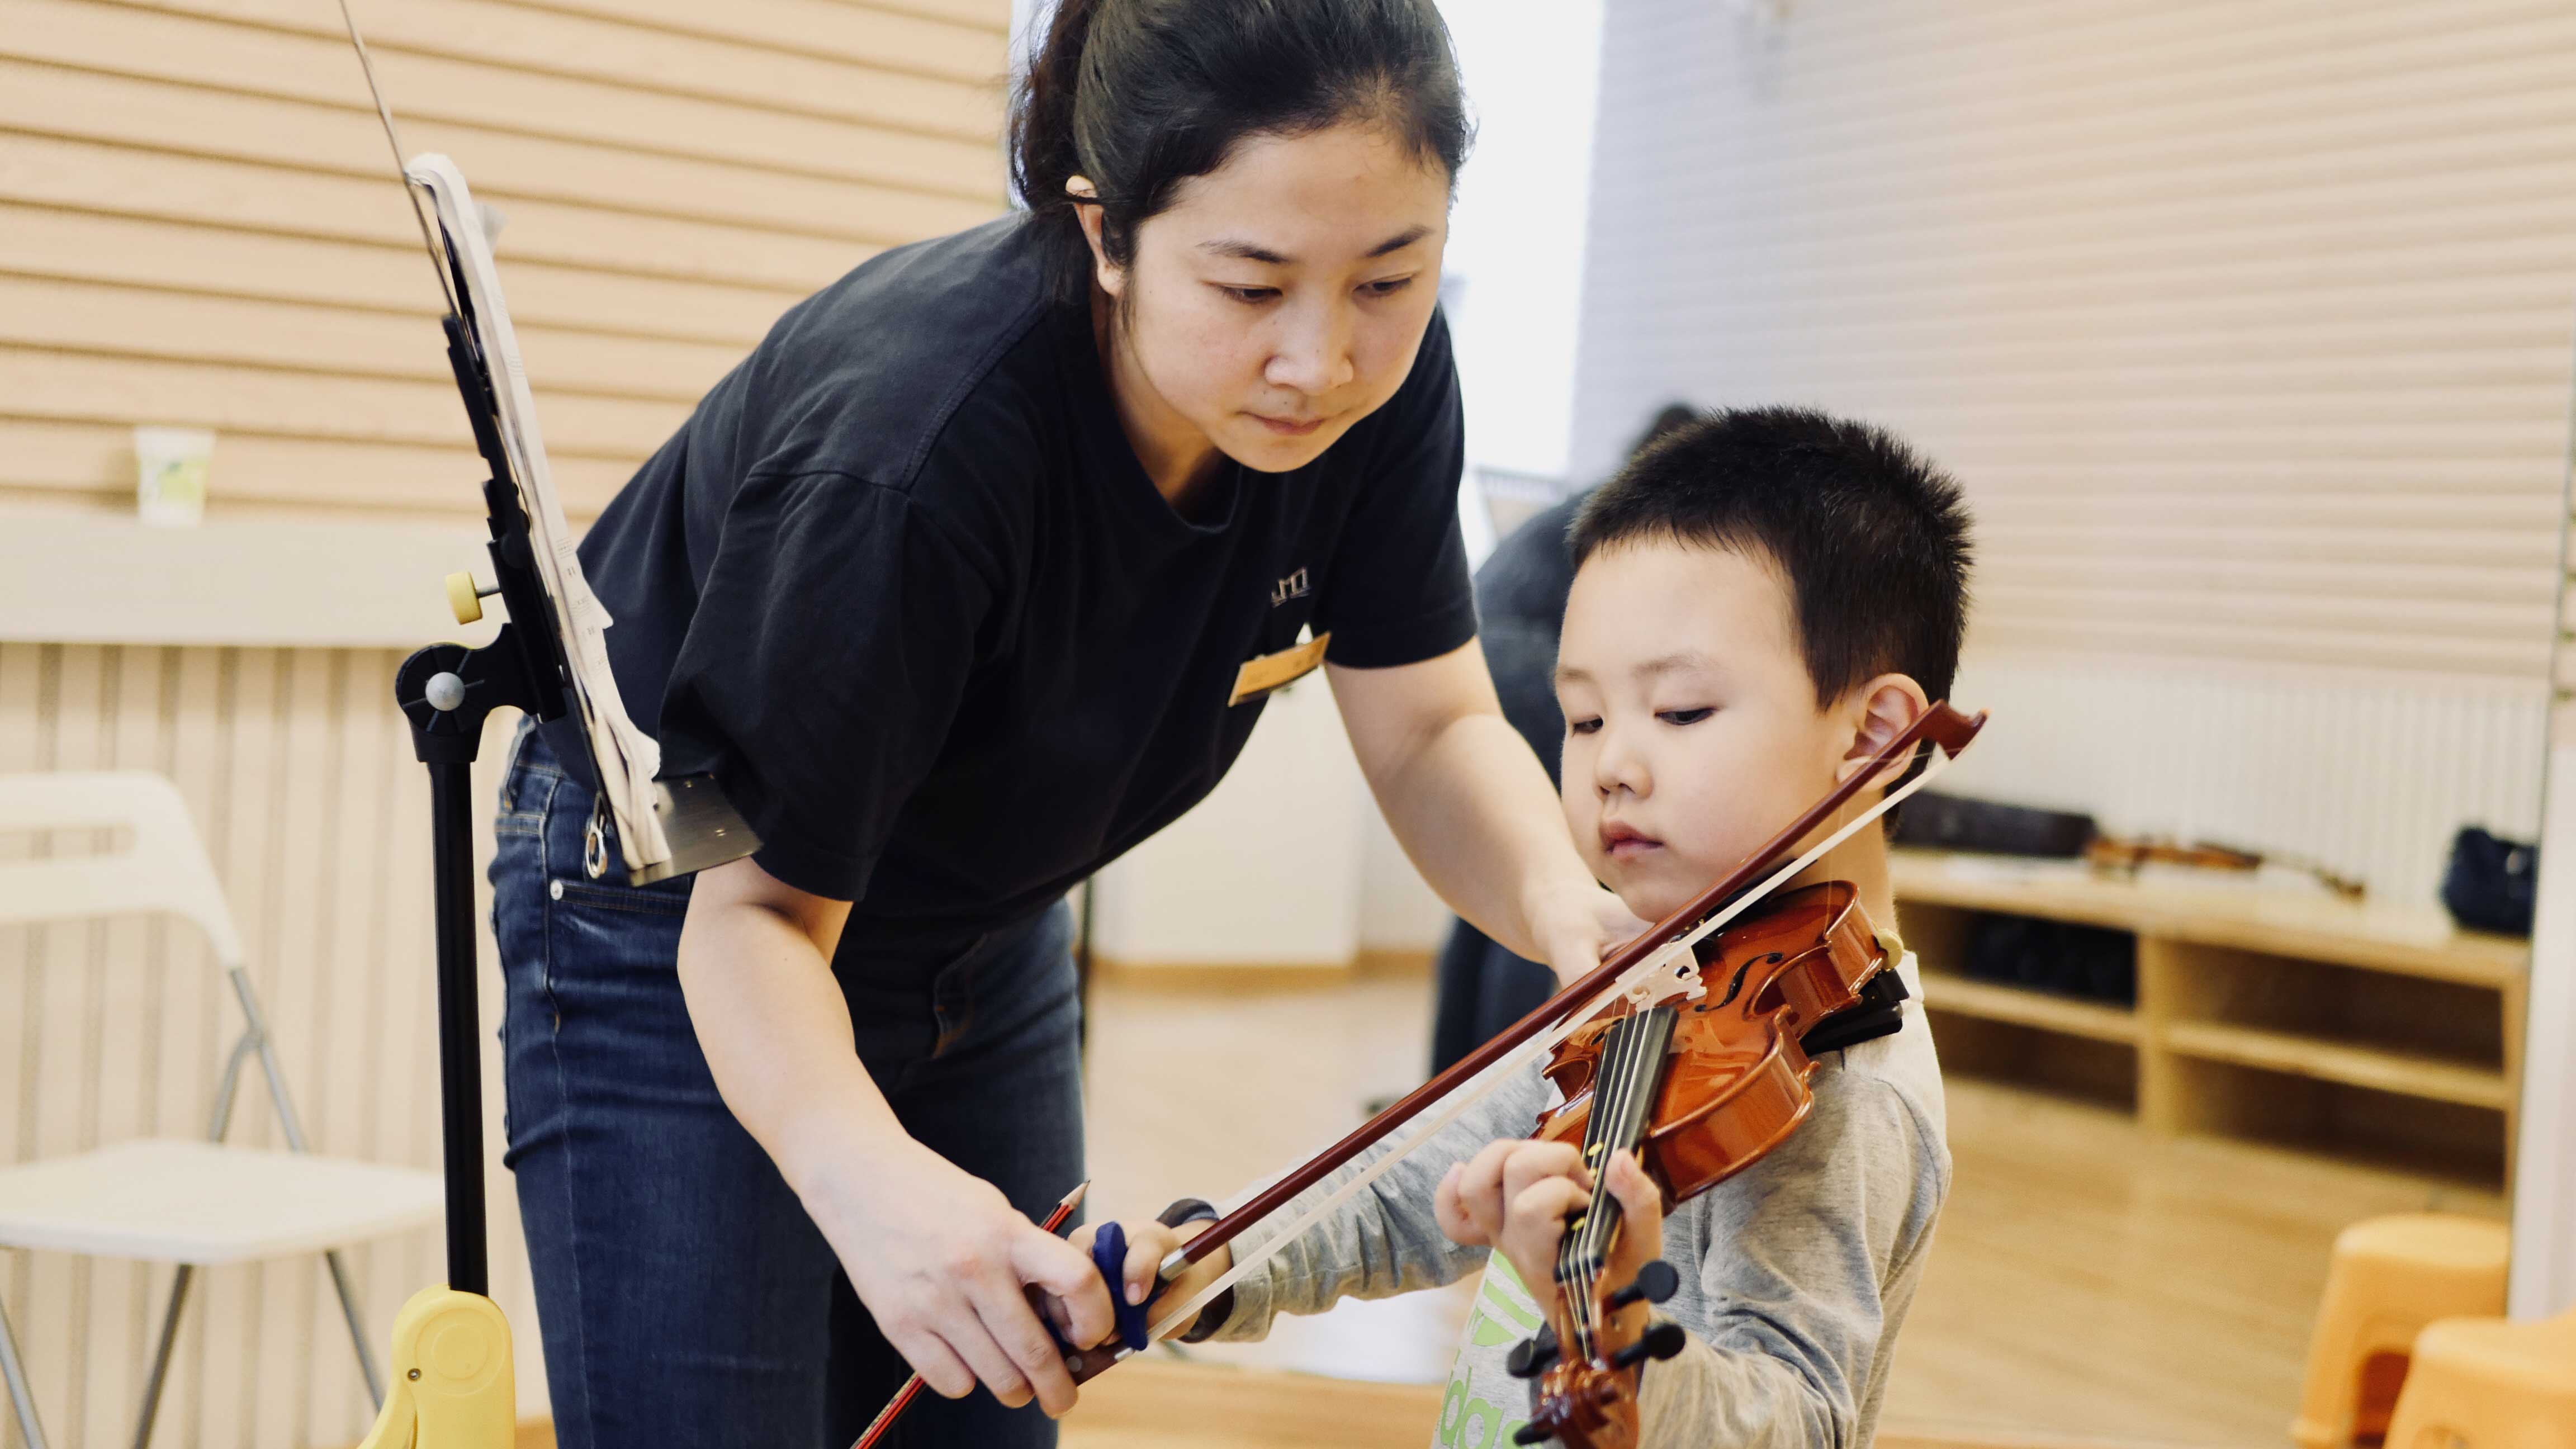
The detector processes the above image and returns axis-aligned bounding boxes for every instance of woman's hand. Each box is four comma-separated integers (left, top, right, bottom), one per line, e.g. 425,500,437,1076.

797,1130,1114,1417
1528,879,1652,986
1436,1138,1667,1342
680,859,1110,1414
1060,1216,1234,1339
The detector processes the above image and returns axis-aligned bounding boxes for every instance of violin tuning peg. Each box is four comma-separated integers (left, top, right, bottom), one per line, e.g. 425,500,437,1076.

1609,1321,1688,1372
1511,1422,1555,1446
1505,1324,1560,1380
1608,1259,1680,1310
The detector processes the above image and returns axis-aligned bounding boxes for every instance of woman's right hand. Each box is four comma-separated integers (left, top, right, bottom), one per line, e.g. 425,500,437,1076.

798,1129,1115,1417
679,858,1110,1413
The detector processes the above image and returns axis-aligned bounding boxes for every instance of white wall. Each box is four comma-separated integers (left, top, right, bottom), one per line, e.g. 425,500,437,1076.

1438,0,1606,489
2513,712,2576,1317
1570,0,2576,902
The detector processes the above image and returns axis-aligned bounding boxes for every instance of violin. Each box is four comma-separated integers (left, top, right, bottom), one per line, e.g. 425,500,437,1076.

1504,880,1890,1448
2083,834,2364,899
853,703,1985,1449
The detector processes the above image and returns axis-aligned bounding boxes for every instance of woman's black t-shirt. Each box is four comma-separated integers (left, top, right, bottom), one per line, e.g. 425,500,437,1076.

555,215,1475,970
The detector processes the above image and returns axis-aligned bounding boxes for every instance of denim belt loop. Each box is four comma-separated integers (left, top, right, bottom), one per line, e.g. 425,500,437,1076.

927,929,995,1059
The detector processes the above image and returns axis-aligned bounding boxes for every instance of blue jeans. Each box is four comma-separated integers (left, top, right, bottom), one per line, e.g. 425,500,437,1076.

491,723,1085,1449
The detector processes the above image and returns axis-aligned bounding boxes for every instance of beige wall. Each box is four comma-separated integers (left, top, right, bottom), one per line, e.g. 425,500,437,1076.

0,0,1011,527
0,2,1011,1444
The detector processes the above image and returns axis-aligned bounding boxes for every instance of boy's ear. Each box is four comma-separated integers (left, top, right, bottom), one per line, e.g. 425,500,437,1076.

1835,674,1933,792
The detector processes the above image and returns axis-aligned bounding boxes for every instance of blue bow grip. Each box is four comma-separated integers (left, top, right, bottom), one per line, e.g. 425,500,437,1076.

1092,1220,1153,1354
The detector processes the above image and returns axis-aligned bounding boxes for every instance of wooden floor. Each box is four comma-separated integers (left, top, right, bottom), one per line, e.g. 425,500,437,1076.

511,966,2506,1449
1890,1080,2499,1442
1075,968,2506,1446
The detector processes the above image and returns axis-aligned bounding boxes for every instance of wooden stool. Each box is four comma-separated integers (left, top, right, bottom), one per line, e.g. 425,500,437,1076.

2382,1309,2576,1449
2292,1214,2512,1449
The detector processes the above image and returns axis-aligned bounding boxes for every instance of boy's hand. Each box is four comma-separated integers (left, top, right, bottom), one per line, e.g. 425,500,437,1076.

1055,1217,1233,1346
1437,1139,1668,1341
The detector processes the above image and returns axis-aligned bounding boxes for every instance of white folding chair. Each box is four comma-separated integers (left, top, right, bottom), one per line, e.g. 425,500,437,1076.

0,771,444,1449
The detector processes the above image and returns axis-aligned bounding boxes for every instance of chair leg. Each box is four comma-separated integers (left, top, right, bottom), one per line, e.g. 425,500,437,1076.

0,1286,49,1449
129,1265,192,1449
224,972,396,1414
323,1248,386,1409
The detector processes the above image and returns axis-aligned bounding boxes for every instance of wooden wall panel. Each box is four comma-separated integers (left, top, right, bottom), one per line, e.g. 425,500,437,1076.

1574,0,2576,681
0,422,640,521
0,643,528,1449
0,0,1011,526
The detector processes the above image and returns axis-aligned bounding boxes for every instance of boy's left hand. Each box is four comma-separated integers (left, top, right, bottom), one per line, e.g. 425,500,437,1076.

1436,1138,1667,1341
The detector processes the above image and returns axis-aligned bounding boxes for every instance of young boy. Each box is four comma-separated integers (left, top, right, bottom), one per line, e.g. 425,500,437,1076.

1093,406,1972,1449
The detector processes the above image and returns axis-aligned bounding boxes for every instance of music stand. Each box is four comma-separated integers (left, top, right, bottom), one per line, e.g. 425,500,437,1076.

357,161,756,1447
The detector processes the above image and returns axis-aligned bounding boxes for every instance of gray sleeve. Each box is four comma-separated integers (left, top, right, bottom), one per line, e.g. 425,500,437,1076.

1632,1069,1948,1449
1208,1065,1555,1338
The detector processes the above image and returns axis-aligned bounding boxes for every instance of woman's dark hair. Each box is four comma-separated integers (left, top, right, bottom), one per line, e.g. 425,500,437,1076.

1011,0,1474,297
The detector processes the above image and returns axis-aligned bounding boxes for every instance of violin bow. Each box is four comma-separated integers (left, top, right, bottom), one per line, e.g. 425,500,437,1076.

1095,701,1989,1361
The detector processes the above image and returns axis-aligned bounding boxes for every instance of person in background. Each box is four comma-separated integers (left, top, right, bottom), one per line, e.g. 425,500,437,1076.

1430,402,1703,1072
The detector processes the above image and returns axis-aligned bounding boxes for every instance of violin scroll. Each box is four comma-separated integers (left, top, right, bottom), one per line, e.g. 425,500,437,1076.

1509,1254,1688,1448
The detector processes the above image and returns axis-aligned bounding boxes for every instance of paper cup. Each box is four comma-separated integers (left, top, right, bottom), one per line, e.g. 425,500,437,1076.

134,425,215,527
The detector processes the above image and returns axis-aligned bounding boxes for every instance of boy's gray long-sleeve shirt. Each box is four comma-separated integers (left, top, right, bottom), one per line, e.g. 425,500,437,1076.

1205,954,1950,1449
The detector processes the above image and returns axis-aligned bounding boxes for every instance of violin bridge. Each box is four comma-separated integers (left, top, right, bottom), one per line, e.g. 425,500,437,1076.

1622,942,1706,1009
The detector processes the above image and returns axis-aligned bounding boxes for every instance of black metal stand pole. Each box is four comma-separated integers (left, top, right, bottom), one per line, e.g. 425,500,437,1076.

398,615,541,1299
425,755,489,1296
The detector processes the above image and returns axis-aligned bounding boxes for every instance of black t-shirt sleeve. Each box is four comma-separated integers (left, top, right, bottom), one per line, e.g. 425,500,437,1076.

1311,311,1477,669
655,471,992,902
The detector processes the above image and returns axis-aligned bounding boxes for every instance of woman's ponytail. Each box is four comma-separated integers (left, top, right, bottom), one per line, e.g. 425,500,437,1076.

1005,0,1471,301
1008,0,1104,232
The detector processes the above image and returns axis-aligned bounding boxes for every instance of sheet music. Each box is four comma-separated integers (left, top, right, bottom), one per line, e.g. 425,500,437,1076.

407,154,673,872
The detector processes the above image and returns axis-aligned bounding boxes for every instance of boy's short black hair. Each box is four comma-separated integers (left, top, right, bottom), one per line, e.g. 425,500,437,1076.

1570,406,1972,707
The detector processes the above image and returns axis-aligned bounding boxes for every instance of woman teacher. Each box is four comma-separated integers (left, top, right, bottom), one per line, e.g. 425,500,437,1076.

488,2,1641,1445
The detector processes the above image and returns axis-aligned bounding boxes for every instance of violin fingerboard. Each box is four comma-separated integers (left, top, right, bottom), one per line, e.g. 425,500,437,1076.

1557,1005,1679,1284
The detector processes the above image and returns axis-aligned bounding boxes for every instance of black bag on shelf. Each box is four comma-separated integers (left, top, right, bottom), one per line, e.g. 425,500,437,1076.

1963,913,2136,1006
1893,792,2098,859
2440,826,2537,937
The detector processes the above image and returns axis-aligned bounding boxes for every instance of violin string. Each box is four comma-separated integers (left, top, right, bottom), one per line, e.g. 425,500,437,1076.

1597,1014,1651,1339
1573,1003,1657,1362
1142,742,1968,1345
1567,1013,1631,1361
1588,1014,1646,1353
1599,1006,1666,1353
1564,1016,1615,1360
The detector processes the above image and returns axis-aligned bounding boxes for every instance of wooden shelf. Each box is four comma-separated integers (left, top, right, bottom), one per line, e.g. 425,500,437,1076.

1893,847,2528,1186
2162,1020,2511,1111
1920,974,2138,1044
1891,850,2527,987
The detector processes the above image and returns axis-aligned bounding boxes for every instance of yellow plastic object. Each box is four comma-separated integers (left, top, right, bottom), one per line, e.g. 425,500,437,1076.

354,1286,517,1449
445,572,485,626
2292,1214,2512,1449
2383,1308,2576,1449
